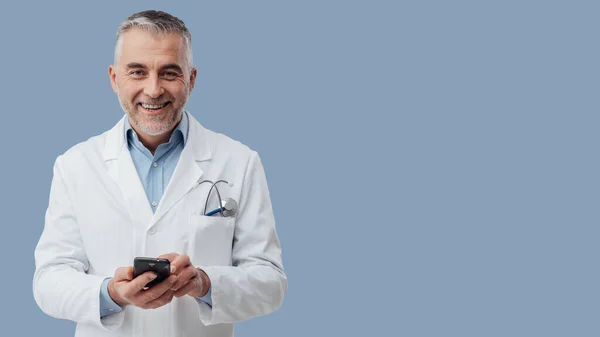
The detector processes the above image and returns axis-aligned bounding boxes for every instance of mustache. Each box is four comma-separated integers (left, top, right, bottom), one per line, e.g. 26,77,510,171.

136,96,172,105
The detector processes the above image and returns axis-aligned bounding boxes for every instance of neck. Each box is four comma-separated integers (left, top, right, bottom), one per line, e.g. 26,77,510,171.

136,132,169,155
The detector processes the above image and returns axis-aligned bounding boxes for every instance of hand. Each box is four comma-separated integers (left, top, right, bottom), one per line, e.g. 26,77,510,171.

108,266,178,309
158,252,210,298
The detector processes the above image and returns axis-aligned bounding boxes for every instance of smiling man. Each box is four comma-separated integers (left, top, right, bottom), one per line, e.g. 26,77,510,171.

109,19,195,152
33,10,287,337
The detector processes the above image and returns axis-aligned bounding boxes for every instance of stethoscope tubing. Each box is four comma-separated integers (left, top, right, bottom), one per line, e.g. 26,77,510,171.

198,179,231,216
205,207,226,216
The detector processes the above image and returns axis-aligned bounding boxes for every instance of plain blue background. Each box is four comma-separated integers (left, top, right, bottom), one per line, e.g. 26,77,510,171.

0,1,598,336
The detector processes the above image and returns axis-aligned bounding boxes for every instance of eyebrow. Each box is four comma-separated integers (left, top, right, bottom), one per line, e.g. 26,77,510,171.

161,64,184,73
124,63,183,73
125,62,146,70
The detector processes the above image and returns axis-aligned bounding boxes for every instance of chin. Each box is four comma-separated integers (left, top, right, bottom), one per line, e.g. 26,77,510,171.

140,118,178,136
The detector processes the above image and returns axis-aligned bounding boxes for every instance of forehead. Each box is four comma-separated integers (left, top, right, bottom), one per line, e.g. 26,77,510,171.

119,28,186,67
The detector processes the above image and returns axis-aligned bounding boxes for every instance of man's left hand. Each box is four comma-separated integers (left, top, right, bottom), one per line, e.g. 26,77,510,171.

158,253,210,298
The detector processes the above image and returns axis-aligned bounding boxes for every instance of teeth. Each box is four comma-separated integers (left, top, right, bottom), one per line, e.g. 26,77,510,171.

141,103,166,109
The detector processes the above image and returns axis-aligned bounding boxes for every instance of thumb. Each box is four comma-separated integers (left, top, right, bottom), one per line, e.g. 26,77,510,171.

158,252,179,262
115,266,134,282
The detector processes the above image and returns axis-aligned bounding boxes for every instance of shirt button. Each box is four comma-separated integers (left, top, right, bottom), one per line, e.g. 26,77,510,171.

151,201,158,207
152,162,158,168
148,228,157,235
108,309,114,312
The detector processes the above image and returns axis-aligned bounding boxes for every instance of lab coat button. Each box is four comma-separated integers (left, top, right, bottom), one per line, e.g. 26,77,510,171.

148,228,157,235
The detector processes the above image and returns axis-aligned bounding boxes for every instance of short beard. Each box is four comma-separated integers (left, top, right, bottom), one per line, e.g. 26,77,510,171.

129,109,181,136
116,87,186,137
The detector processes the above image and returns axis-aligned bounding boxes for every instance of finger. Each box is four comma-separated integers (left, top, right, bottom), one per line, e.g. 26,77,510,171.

114,266,134,282
119,271,157,301
157,252,179,263
170,254,191,274
144,289,175,310
131,271,158,292
174,278,200,298
171,266,197,291
137,275,177,304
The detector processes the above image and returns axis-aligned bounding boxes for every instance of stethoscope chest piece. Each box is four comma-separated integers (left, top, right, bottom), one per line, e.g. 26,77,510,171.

221,197,237,217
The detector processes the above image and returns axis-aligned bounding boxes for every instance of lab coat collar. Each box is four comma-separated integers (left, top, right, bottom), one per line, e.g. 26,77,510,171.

103,111,212,227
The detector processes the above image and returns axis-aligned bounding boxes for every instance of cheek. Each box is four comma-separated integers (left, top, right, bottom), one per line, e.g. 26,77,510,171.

165,83,189,100
119,83,142,102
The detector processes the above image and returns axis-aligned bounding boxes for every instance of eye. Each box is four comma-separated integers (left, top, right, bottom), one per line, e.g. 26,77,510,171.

162,71,179,79
129,70,146,77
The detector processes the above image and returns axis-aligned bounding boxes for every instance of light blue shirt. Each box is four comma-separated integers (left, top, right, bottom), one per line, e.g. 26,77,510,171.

99,112,212,318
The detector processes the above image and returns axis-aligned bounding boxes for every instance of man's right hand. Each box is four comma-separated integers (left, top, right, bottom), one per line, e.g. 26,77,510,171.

107,266,178,309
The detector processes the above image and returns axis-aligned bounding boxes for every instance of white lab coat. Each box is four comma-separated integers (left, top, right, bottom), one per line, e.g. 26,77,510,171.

33,112,287,337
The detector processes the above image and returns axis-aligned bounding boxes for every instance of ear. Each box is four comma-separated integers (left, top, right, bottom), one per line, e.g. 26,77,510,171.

108,65,118,93
188,67,197,93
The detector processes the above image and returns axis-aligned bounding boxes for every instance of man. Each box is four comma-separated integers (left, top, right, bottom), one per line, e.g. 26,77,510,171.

33,10,287,337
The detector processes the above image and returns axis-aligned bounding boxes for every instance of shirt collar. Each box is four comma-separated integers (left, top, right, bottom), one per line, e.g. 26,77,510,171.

123,111,189,146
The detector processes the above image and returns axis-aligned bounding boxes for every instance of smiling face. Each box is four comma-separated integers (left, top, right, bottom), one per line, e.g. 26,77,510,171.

109,28,196,138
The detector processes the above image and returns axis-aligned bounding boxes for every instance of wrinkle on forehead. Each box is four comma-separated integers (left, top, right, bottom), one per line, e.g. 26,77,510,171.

118,28,188,72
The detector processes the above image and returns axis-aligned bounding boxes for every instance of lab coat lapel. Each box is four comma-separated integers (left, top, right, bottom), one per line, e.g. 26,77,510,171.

152,112,212,225
103,116,154,227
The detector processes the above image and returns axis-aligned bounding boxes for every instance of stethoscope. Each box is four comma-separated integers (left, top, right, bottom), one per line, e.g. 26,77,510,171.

197,180,237,217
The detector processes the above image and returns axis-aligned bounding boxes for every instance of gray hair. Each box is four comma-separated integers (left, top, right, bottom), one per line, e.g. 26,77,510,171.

114,10,193,72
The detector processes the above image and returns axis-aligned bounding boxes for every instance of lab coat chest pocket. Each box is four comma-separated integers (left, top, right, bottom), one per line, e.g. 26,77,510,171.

187,214,235,266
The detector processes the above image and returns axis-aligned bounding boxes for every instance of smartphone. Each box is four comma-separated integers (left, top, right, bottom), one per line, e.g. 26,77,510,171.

133,257,171,288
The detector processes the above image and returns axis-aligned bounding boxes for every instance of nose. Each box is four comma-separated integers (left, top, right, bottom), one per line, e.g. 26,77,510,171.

143,75,164,98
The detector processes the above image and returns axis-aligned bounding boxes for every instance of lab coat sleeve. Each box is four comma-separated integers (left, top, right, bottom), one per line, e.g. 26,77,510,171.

197,151,287,325
33,157,125,330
